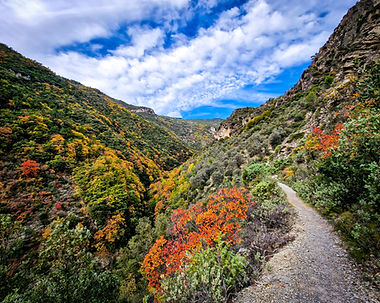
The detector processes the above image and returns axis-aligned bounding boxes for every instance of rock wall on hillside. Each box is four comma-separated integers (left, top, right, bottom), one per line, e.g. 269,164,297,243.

216,0,380,139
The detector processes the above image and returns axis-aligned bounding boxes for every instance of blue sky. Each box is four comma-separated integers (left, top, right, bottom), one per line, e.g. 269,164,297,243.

0,0,356,119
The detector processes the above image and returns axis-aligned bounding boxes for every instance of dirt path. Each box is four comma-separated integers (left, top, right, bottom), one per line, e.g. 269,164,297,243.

234,182,379,303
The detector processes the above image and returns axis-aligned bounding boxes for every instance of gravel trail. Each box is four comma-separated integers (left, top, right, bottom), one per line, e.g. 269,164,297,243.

234,182,379,303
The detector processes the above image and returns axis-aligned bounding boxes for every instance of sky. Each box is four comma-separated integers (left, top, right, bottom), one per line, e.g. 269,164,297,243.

0,0,356,119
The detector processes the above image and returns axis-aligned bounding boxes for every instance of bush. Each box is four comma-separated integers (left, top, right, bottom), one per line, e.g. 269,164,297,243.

142,188,254,299
251,180,277,201
211,170,224,186
242,162,270,184
271,157,292,172
161,240,248,303
269,129,285,148
245,110,271,130
322,75,334,88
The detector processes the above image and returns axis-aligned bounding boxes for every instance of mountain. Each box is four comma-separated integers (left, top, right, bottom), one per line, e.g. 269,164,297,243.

217,0,380,141
113,100,222,150
1,0,379,302
147,0,379,298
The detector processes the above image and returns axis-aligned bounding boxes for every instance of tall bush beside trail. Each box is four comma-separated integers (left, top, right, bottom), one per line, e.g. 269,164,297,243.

300,107,380,259
141,187,254,301
312,109,379,209
242,161,270,184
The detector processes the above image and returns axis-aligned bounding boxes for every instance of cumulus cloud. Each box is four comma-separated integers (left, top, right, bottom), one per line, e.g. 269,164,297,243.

0,0,188,56
0,0,356,117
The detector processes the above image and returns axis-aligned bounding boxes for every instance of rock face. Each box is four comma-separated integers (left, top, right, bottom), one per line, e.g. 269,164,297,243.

128,106,156,115
294,0,380,94
216,0,380,139
216,104,272,139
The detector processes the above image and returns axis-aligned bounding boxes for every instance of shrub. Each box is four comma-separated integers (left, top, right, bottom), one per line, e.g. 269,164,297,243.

141,188,253,298
211,170,224,186
161,240,248,303
242,161,270,184
322,75,334,88
245,110,271,130
251,180,277,201
269,129,284,148
21,160,40,177
271,157,292,172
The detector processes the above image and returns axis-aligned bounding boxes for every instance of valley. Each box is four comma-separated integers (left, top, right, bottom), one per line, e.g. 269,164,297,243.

0,0,379,302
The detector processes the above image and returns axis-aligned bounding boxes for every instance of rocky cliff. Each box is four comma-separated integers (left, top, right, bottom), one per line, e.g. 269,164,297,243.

216,0,380,139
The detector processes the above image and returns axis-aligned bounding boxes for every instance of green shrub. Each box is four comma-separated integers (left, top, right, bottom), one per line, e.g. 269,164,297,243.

161,240,248,303
245,110,271,130
242,161,270,184
322,75,334,88
251,179,277,201
271,157,292,172
269,129,285,148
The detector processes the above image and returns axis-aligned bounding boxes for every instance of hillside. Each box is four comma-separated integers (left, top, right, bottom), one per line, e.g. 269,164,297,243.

134,112,222,150
0,42,217,301
0,0,379,302
113,100,222,150
146,0,379,300
217,0,379,141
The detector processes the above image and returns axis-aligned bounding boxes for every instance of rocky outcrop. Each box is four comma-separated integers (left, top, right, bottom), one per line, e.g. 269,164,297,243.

129,106,156,115
293,0,380,94
216,107,256,139
216,0,380,139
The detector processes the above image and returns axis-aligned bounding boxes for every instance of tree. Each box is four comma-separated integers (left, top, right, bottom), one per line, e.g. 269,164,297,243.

21,160,40,177
73,150,145,232
28,219,119,303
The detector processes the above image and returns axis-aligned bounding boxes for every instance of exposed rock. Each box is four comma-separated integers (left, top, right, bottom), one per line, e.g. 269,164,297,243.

216,0,380,139
129,106,156,115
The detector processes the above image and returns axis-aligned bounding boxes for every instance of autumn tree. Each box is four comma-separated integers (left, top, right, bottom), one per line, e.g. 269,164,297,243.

21,160,40,177
94,213,125,254
73,150,145,233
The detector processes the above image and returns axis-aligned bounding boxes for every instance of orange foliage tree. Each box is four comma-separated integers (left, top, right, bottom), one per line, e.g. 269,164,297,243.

305,124,344,158
141,187,254,295
21,160,40,177
94,213,126,253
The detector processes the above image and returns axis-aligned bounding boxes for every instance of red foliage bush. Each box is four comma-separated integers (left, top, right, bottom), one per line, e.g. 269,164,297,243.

54,202,63,210
311,124,344,158
21,160,40,177
142,187,254,294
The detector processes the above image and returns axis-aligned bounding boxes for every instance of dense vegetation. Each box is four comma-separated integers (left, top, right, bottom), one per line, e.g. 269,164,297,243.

144,174,293,302
136,113,222,151
146,60,379,293
1,1,379,300
0,43,195,302
282,65,379,279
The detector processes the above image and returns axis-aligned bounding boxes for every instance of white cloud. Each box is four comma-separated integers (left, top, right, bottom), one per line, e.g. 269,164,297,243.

0,0,189,56
113,27,164,58
0,0,357,117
